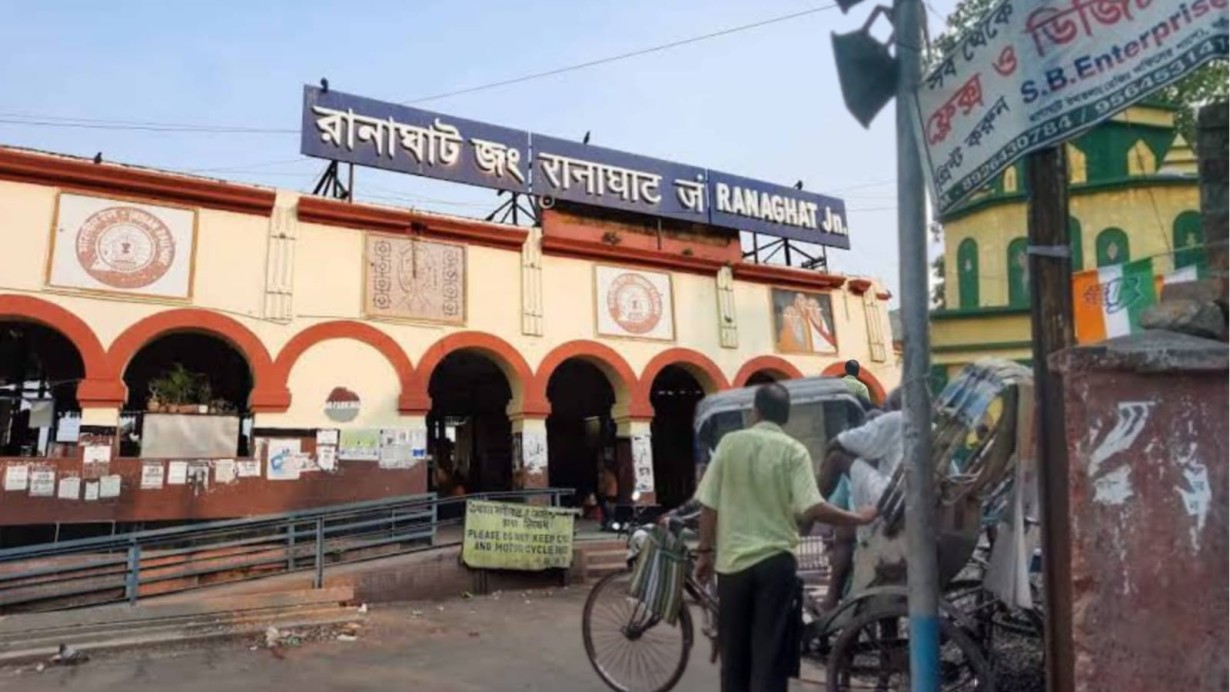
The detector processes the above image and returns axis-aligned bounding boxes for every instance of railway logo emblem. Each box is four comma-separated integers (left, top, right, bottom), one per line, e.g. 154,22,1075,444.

75,206,175,289
607,272,663,335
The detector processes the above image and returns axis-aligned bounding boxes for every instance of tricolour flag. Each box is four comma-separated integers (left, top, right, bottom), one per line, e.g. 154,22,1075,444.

1072,258,1158,344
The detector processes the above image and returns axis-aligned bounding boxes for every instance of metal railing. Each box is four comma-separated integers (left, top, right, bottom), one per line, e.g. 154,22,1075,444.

0,488,573,613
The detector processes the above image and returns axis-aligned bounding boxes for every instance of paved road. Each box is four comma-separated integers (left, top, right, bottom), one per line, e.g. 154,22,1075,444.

0,586,824,692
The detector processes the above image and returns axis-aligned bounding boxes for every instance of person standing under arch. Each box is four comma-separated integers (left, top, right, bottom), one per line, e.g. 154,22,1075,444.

841,360,871,406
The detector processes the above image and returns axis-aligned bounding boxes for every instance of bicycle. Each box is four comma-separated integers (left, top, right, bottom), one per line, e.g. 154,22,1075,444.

582,518,718,692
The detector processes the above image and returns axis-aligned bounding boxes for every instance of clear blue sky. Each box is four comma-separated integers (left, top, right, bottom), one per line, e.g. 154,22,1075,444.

0,0,958,295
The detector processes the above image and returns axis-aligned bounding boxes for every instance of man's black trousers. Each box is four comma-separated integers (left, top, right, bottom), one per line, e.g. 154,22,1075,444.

716,551,802,692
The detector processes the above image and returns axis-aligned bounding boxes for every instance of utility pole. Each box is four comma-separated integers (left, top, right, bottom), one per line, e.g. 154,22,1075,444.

893,0,939,689
1025,146,1075,692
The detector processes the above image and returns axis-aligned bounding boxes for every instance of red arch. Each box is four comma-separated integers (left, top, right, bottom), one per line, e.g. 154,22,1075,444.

107,309,281,411
272,321,415,413
820,361,888,404
0,294,124,407
731,356,805,388
533,340,644,418
638,348,729,414
409,331,535,415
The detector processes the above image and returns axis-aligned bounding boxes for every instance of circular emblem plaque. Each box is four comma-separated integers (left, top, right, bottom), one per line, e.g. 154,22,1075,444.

76,206,175,289
324,387,361,423
607,273,663,335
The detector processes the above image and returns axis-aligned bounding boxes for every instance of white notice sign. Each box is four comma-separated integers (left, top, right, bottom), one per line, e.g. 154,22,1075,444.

141,462,165,490
29,469,55,497
167,460,189,485
214,458,237,484
58,476,81,500
237,459,261,478
84,481,100,501
4,465,29,492
83,444,112,465
915,0,1229,213
100,475,122,498
631,434,655,493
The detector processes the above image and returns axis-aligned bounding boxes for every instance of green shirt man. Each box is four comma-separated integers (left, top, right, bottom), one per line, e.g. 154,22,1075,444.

841,359,871,405
693,384,876,692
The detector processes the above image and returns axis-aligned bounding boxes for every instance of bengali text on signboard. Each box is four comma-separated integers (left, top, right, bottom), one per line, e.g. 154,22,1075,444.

461,500,576,571
915,0,1229,213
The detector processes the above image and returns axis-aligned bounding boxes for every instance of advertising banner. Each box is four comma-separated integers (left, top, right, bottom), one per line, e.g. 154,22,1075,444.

915,0,1229,213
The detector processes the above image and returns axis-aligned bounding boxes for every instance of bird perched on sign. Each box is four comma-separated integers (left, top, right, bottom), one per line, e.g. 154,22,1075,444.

320,77,330,93
583,131,591,145
92,152,103,165
794,180,804,190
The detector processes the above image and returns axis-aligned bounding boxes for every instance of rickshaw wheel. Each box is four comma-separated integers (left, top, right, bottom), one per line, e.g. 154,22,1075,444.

826,608,994,692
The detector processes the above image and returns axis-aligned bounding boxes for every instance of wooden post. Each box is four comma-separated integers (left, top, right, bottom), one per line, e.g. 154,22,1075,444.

1025,146,1076,692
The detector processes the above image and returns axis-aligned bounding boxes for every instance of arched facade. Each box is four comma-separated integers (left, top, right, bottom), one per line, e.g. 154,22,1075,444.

272,321,415,412
638,348,729,414
0,295,122,407
731,356,805,388
106,309,280,411
532,340,643,418
410,332,536,416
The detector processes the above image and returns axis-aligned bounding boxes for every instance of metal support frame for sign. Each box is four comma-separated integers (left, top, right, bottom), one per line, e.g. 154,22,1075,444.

311,160,353,202
484,190,540,226
743,233,829,272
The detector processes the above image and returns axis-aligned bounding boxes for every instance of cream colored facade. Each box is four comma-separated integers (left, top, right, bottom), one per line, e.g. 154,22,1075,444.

0,147,900,498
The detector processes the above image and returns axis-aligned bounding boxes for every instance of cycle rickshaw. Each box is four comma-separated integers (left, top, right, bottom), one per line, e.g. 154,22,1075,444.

582,360,1041,692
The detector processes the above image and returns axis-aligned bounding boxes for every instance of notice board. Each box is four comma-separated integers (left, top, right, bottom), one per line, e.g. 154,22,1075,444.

461,500,575,571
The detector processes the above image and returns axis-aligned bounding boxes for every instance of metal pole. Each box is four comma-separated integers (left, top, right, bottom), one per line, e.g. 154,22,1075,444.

314,517,325,589
1025,146,1076,692
894,0,938,689
125,543,141,604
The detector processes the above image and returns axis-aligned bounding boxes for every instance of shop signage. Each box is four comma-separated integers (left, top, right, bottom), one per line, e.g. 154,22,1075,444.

915,0,1229,213
461,500,575,571
301,86,851,248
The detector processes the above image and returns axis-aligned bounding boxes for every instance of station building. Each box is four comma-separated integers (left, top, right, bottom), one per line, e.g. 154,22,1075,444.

0,145,898,538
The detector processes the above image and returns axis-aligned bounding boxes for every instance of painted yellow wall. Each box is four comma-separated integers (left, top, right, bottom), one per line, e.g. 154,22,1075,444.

0,176,901,429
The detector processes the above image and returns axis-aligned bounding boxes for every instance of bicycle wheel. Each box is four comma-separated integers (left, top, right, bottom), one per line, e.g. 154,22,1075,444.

582,569,694,692
827,608,994,692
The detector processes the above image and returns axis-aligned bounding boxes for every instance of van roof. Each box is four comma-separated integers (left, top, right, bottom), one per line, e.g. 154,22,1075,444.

693,376,861,432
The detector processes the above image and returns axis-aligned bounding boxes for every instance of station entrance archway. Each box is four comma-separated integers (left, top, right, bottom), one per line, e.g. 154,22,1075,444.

427,351,514,496
649,365,706,509
546,358,616,510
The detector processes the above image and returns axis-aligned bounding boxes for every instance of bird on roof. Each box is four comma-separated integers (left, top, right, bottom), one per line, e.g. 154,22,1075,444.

794,180,804,190
583,131,591,145
92,152,103,165
320,77,330,93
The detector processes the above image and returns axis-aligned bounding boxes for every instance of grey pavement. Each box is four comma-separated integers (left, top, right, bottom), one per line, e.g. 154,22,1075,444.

0,586,824,692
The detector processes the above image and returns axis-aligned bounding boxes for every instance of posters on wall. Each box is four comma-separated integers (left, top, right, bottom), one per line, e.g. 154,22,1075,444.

770,288,837,355
409,429,427,461
46,192,198,299
364,235,466,324
317,445,338,472
57,476,81,500
4,465,29,491
100,475,122,498
142,414,240,459
339,429,380,461
141,462,165,489
214,458,237,484
236,459,262,478
267,439,303,481
517,431,548,475
83,445,112,466
167,460,189,485
631,434,655,493
84,481,100,501
29,469,55,497
594,265,675,341
379,428,414,469
316,429,340,446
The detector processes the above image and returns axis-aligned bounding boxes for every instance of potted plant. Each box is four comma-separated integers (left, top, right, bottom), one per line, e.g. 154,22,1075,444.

147,363,211,414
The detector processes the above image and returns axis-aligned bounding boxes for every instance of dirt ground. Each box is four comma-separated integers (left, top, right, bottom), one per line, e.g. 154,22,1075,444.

0,586,824,691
